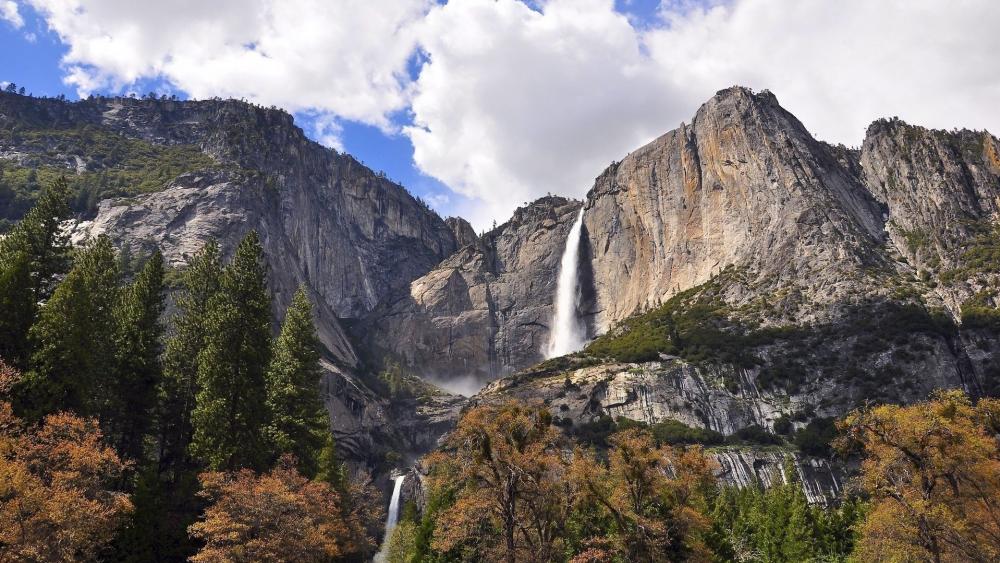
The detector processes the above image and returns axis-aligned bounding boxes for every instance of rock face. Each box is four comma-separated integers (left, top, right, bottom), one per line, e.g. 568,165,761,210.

1,92,464,467
583,88,888,330
372,87,1000,405
861,119,1000,311
359,196,583,384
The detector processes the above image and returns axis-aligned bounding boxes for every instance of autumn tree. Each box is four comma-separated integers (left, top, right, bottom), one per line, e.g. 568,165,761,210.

266,285,330,478
188,455,355,562
839,389,1000,562
19,235,119,419
190,231,273,471
0,177,71,368
427,401,571,563
568,428,717,562
0,361,132,562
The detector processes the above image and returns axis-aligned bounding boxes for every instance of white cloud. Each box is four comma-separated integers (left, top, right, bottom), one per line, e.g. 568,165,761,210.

20,0,1000,228
406,0,1000,228
26,0,431,132
423,192,450,210
308,113,345,152
406,0,684,227
645,0,1000,147
1,1,23,28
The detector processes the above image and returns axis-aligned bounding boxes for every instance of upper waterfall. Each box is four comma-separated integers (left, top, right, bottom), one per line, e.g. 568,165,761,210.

546,207,587,358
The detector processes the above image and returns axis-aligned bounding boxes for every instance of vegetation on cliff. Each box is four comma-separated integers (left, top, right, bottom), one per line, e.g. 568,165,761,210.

0,126,217,229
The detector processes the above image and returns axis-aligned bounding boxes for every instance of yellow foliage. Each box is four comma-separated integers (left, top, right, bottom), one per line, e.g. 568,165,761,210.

425,401,717,563
839,389,1000,562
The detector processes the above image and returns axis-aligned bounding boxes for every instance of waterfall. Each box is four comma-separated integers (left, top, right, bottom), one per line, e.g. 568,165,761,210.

547,207,587,358
373,475,406,563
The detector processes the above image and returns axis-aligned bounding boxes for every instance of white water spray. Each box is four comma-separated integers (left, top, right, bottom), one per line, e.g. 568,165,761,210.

374,474,406,562
546,207,587,358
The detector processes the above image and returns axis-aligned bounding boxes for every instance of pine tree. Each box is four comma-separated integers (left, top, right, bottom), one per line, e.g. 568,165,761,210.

19,235,118,419
315,432,345,491
0,248,33,368
266,286,330,477
159,241,222,473
132,241,224,563
0,178,71,368
109,250,165,462
190,231,273,471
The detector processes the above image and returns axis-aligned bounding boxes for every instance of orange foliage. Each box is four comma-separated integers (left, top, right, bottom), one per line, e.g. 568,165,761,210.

427,401,570,563
839,389,1000,562
426,402,717,563
0,361,132,562
569,428,716,562
189,455,362,562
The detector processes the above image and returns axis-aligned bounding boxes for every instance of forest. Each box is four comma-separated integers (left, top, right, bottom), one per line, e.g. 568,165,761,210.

3,179,1000,562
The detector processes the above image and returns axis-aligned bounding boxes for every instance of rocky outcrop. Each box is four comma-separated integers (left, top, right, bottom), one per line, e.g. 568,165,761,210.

582,87,889,331
359,196,583,383
860,119,1000,311
713,449,845,506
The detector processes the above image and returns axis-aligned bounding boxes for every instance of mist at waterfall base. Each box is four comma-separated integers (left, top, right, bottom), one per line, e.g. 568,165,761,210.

546,208,587,359
421,373,488,397
374,474,406,563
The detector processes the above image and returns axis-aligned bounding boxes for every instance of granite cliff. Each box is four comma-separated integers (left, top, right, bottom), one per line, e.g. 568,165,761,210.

4,87,1000,492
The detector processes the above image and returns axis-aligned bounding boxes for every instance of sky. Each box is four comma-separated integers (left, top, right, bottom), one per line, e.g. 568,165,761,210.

2,0,999,230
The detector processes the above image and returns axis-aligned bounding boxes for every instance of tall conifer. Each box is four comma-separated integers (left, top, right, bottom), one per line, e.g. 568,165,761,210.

21,235,118,419
190,231,272,471
110,250,165,461
266,286,330,477
159,241,222,472
0,178,71,368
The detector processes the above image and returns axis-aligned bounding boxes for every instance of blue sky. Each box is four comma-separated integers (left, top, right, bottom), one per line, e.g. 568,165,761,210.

2,1,998,228
0,3,458,212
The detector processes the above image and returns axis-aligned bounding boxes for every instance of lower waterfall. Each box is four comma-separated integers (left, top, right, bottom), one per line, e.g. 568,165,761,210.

373,474,406,562
547,207,587,358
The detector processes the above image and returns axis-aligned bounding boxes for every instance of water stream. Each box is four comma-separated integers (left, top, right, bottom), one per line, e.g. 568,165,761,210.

373,474,406,562
546,207,587,358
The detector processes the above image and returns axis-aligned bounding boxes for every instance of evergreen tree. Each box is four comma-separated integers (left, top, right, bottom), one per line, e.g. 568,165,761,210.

109,250,165,462
19,235,118,419
159,241,222,473
0,248,33,368
0,178,71,368
266,286,330,477
315,432,345,491
190,231,273,471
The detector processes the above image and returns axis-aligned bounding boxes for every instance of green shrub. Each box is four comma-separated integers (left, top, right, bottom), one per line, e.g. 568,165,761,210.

793,417,837,457
728,425,783,446
960,290,1000,331
583,280,768,367
650,418,725,446
773,415,793,436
